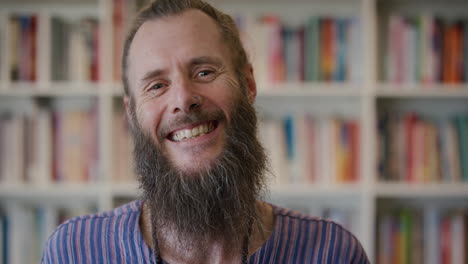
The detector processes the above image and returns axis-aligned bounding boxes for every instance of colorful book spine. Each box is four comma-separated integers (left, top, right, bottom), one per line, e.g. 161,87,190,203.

387,15,468,84
378,112,468,183
235,15,360,85
258,115,360,184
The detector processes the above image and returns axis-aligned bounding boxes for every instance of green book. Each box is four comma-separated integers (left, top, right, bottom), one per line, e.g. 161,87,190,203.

399,209,412,264
304,16,320,81
454,116,468,181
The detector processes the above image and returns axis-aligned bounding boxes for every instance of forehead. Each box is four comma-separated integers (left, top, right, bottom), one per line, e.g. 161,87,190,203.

127,9,229,81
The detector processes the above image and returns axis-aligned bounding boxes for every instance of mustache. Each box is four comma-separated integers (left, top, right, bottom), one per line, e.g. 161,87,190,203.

157,109,226,140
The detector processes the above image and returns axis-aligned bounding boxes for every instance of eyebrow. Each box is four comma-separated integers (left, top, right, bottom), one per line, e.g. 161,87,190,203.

140,69,167,86
139,56,224,87
188,56,223,68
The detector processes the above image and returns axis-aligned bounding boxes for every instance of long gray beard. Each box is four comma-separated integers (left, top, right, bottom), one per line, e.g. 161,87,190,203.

128,91,268,255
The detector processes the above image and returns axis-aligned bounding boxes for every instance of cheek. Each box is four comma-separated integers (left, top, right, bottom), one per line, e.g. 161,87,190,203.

205,77,240,116
136,101,164,139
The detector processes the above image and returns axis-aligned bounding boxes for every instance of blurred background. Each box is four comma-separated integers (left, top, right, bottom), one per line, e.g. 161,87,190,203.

0,0,468,263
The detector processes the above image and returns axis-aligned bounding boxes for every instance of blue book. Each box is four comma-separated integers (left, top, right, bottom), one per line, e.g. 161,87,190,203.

1,214,8,264
334,18,347,82
283,116,295,161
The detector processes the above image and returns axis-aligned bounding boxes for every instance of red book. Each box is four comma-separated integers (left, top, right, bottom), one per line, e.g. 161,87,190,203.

442,22,464,83
91,21,99,82
453,21,464,83
404,113,417,182
349,120,360,182
320,18,334,81
298,26,305,82
440,215,452,264
113,0,123,81
29,15,37,81
264,15,285,83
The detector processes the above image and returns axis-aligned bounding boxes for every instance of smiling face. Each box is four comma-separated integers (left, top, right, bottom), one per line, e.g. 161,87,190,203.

125,9,256,173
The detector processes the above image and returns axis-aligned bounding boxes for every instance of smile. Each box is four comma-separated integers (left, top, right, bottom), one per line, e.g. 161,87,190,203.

169,120,218,142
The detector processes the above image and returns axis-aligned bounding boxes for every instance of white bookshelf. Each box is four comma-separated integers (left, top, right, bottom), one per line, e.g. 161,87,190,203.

0,0,468,263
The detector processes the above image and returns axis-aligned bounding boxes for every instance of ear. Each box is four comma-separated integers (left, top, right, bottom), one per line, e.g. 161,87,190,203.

244,63,257,104
123,95,134,127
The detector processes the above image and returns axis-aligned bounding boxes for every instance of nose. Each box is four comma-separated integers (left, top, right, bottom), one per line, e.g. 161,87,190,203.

171,78,203,114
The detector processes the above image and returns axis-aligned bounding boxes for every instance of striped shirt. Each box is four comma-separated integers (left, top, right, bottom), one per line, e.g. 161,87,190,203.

41,200,369,263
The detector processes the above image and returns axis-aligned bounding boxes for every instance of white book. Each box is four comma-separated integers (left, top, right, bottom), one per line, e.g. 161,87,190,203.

34,108,52,185
405,19,416,84
292,113,307,184
0,118,7,183
1,117,13,183
424,207,440,264
378,214,392,264
347,17,362,83
259,118,288,185
42,205,58,239
319,117,332,184
387,15,404,83
451,212,465,264
7,203,29,264
421,14,435,83
4,116,24,184
69,23,82,82
246,16,269,88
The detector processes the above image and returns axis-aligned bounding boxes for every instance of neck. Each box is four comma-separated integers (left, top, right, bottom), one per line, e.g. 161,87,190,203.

140,200,274,264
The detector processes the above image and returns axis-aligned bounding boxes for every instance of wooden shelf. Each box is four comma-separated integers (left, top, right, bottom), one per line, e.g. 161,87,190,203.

0,82,102,96
376,182,468,198
376,83,468,98
0,183,101,200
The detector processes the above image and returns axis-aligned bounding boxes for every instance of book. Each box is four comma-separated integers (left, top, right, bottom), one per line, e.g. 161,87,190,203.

50,16,99,83
386,15,468,84
378,112,468,183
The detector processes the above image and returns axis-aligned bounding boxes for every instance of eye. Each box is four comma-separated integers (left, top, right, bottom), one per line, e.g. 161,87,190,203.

194,69,217,82
197,70,213,77
149,82,166,91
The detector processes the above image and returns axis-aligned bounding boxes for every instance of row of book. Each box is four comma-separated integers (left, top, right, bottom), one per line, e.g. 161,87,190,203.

386,15,468,84
0,203,96,264
6,15,99,83
51,17,100,82
112,109,135,183
377,207,468,264
260,115,360,184
378,113,468,183
9,15,38,82
237,16,362,85
0,103,98,184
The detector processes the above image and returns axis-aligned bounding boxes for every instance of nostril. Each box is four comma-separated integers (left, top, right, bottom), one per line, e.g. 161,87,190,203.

189,102,200,110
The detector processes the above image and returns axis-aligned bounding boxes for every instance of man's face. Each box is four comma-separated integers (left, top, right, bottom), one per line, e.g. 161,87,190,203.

125,9,256,174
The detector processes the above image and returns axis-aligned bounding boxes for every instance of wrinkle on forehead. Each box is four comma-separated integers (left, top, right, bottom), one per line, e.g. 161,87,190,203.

127,9,230,93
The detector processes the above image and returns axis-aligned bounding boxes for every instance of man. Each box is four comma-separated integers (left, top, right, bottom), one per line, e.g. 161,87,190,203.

42,0,369,263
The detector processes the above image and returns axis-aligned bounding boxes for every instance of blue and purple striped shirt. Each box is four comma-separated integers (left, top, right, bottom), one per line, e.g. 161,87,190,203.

41,200,369,263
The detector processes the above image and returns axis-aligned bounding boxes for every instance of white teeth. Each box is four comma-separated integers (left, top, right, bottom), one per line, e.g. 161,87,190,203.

185,129,191,139
192,126,199,137
172,122,215,142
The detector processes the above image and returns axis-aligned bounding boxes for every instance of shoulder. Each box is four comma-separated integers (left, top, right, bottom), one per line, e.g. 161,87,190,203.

268,205,369,264
41,200,143,264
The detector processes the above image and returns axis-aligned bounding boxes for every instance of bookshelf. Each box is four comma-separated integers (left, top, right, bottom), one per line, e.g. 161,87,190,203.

0,0,467,263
